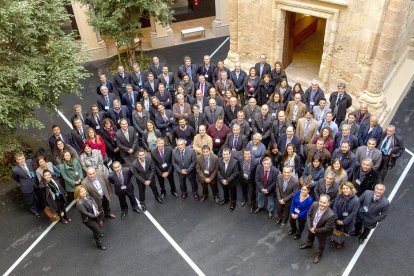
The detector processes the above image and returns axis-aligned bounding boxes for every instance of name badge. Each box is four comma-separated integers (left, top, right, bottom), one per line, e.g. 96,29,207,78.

204,170,209,174
342,212,348,217
310,101,315,106
272,113,276,117
355,179,361,185
363,206,369,212
243,173,248,179
205,74,209,78
162,163,168,168
215,138,221,143
105,106,109,110
121,185,127,190
118,119,121,124
96,126,101,129
294,208,300,214
232,148,236,151
248,118,252,122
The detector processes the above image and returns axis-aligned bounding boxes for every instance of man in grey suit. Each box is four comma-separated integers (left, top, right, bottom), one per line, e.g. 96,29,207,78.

12,152,43,217
116,118,139,166
354,184,389,244
355,138,382,171
82,167,116,224
254,157,279,218
276,167,299,226
217,147,240,211
312,98,331,123
300,194,336,264
157,65,176,94
132,148,163,212
204,98,224,125
172,138,199,200
196,145,219,202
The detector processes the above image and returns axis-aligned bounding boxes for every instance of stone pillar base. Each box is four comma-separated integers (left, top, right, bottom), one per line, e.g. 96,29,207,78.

212,20,230,37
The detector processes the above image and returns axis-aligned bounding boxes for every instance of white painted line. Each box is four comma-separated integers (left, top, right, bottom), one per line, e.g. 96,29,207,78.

2,200,76,276
136,198,205,276
341,153,414,276
54,107,73,130
210,37,230,58
404,148,414,156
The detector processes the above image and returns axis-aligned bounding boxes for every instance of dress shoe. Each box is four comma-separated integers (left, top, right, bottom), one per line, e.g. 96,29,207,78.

254,208,262,214
60,218,68,224
64,216,72,222
160,192,166,199
214,196,220,204
229,203,236,212
313,254,322,264
201,195,208,202
97,244,107,250
359,238,365,244
121,212,126,220
219,199,229,206
349,231,360,237
250,207,255,214
156,197,164,204
194,194,200,201
132,208,141,214
105,213,116,219
293,235,300,240
32,211,40,218
299,243,313,249
241,200,247,207
100,233,104,237
268,212,273,219
275,218,282,224
140,203,147,212
172,191,178,197
280,223,286,228
287,230,294,235
98,221,104,228
181,193,188,200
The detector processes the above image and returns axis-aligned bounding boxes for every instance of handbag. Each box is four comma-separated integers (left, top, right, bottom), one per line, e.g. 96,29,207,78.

333,228,343,237
44,206,60,222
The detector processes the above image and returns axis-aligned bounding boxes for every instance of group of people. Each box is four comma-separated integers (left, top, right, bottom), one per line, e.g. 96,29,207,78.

11,54,400,262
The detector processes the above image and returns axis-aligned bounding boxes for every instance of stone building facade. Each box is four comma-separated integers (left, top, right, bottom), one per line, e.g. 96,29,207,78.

225,0,414,122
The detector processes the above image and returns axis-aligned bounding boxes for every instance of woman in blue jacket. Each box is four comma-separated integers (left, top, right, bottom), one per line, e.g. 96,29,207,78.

288,185,313,240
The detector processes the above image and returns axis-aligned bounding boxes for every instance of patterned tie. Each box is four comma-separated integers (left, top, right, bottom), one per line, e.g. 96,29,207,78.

233,136,238,149
105,95,110,106
181,151,185,162
304,121,310,137
118,173,124,185
205,157,209,171
130,94,134,107
195,116,199,132
283,180,288,192
264,170,268,183
381,137,390,155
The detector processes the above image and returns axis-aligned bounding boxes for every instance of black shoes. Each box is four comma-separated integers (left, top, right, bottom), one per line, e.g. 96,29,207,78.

254,208,262,214
313,254,322,264
156,197,164,204
172,191,179,197
97,244,107,250
140,203,146,212
241,200,247,207
287,230,294,235
160,192,166,199
132,208,141,214
293,235,300,240
229,203,236,212
359,238,365,244
214,196,220,204
121,212,126,220
194,194,200,201
275,218,282,224
250,207,255,214
299,243,313,249
219,199,229,206
280,223,286,228
31,211,40,218
201,195,208,202
181,193,188,200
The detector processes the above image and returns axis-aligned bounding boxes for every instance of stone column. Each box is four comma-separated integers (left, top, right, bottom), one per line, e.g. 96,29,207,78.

212,0,230,37
150,17,174,48
225,0,239,66
70,2,102,50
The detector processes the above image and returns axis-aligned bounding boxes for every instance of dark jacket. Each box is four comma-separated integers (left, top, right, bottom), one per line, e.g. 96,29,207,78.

333,193,359,233
351,166,380,196
357,190,389,229
255,165,279,195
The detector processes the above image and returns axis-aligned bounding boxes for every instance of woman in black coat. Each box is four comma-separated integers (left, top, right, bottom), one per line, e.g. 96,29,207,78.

100,118,121,163
42,170,70,224
243,67,260,104
257,74,275,106
132,102,150,137
270,61,288,87
332,182,359,249
275,78,293,106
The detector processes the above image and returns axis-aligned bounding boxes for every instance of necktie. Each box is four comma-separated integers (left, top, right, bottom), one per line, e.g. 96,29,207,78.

367,150,372,158
244,161,250,174
201,84,204,95
205,158,209,171
23,165,32,178
94,115,99,125
118,173,124,185
304,121,310,136
381,137,390,154
264,170,268,183
336,95,342,107
283,180,288,192
233,136,238,149
181,151,185,162
130,94,134,107
137,73,141,84
79,129,85,141
80,115,84,124
105,95,110,106
124,131,129,142
160,150,164,161
195,116,199,132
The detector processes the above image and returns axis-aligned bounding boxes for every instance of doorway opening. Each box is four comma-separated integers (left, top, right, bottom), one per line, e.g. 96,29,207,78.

283,12,326,80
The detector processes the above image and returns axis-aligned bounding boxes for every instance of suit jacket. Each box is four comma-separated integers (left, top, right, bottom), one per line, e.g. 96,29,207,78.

254,62,271,78
178,64,198,81
76,198,99,223
357,190,389,228
196,153,218,183
305,145,331,166
206,95,224,107
158,72,176,92
132,156,155,184
172,147,197,174
355,146,382,171
155,91,173,109
306,202,336,235
351,166,380,196
285,101,307,123
358,123,383,146
204,106,225,125
71,125,89,152
149,63,165,79
304,87,325,110
252,114,273,141
271,120,291,145
339,120,360,137
97,93,117,112
172,103,192,120
278,134,302,154
197,63,216,84
377,133,405,169
48,133,73,152
353,110,371,125
121,91,140,112
243,105,261,124
295,118,319,144
255,165,279,195
86,111,107,133
314,179,339,206
275,174,299,202
312,106,332,122
154,110,175,136
230,70,247,94
194,81,212,98
187,113,208,132
223,134,248,153
108,106,131,128
107,167,134,195
215,79,235,95
151,146,174,175
329,92,353,121
213,67,231,84
70,113,87,127
130,70,147,91
189,97,209,113
224,105,242,126
333,133,358,151
96,80,114,95
81,172,112,208
237,157,259,182
143,80,159,96
115,127,139,158
12,160,38,193
217,157,240,186
113,73,132,95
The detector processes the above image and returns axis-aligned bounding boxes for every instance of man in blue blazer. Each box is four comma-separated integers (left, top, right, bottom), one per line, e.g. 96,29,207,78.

333,124,358,151
154,104,175,136
358,115,383,146
108,99,130,128
121,84,140,116
97,86,117,112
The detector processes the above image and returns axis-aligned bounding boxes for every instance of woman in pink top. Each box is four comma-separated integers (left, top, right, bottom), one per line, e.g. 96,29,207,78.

85,128,107,158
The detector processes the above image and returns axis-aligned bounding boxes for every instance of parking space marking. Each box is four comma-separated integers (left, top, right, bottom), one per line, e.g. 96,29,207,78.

54,107,73,130
210,37,230,58
342,149,414,276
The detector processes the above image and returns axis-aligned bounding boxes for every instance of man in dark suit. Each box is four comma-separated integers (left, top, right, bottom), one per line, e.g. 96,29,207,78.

358,115,383,146
340,113,361,137
304,80,325,111
300,194,336,264
224,96,242,126
178,56,198,81
275,167,299,226
188,104,208,133
151,138,178,199
154,104,175,136
195,74,212,98
70,104,87,127
158,65,176,95
353,102,371,125
252,104,273,146
196,145,219,202
331,141,357,176
229,111,251,138
121,84,140,115
354,184,389,244
305,139,331,167
107,161,141,219
71,118,89,153
271,111,291,144
197,54,216,84
130,63,147,92
148,56,164,80
207,87,224,107
333,123,358,151
328,83,353,126
213,60,231,84
254,157,279,218
172,139,199,200
355,139,382,171
12,152,43,217
313,172,339,206
221,124,247,158
96,73,114,95
48,124,73,152
132,148,163,212
108,99,130,128
113,65,131,96
143,72,159,96
377,125,405,181
204,98,225,125
154,83,173,110
217,147,240,211
254,54,271,78
189,90,209,114
238,148,259,212
278,126,301,154
82,167,116,222
351,158,380,196
230,62,248,105
85,104,107,134
116,118,139,166
97,85,117,112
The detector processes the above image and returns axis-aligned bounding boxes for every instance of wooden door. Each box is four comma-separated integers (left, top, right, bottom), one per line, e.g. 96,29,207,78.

282,11,295,68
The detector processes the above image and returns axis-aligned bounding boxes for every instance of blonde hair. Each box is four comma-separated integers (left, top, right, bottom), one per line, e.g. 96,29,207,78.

339,182,357,195
74,185,87,201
